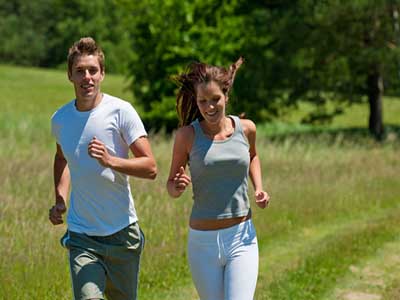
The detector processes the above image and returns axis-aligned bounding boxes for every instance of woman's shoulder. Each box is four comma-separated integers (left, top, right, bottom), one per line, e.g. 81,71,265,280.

173,125,195,154
238,118,256,136
176,124,194,136
174,125,195,146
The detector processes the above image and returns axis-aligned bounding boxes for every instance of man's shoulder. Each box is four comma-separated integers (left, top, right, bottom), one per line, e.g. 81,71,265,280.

51,99,75,122
103,94,131,107
103,94,138,114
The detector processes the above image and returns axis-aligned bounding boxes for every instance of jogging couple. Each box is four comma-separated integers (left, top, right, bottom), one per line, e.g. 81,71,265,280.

49,37,270,300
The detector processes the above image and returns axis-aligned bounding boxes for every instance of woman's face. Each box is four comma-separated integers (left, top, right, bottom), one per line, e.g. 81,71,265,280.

195,81,227,124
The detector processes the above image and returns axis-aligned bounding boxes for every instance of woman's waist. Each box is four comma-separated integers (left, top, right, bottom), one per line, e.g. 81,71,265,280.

189,211,251,231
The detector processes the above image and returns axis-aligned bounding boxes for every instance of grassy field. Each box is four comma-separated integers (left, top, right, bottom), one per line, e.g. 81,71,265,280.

0,64,399,300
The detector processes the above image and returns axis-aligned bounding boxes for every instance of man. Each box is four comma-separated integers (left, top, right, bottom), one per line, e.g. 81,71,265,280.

49,37,157,300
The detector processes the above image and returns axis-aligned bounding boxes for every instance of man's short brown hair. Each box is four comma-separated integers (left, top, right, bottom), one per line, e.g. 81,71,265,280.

67,37,105,74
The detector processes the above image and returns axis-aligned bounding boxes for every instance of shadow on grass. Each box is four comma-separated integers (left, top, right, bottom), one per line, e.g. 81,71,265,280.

259,209,400,300
265,124,400,146
384,279,400,300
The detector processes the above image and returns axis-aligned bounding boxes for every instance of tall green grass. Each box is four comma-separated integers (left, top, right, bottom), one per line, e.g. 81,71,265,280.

1,65,399,299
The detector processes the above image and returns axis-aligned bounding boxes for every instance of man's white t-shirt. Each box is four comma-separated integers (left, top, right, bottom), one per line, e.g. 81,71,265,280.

51,94,147,236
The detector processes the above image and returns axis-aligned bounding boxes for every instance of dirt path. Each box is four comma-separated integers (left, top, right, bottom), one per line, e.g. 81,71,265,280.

327,237,400,300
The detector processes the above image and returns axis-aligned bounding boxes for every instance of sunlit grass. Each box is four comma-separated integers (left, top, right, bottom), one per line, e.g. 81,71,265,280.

1,65,400,299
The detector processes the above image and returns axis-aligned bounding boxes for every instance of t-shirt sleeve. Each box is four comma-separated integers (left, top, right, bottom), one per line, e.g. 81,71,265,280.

119,103,147,146
50,113,60,143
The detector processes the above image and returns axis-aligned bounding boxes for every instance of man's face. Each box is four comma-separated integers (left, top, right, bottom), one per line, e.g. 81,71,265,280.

68,54,104,101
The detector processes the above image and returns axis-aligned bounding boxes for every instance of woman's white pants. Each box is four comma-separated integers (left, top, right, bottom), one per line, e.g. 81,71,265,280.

188,219,259,300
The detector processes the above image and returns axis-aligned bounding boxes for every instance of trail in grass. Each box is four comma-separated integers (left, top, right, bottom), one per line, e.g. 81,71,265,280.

323,235,400,300
256,207,400,300
257,208,399,284
150,207,400,299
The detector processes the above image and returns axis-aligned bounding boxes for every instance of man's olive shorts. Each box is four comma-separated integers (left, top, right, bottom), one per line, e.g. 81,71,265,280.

61,222,144,300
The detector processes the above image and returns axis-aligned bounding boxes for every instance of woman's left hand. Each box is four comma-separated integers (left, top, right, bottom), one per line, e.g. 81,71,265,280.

255,190,270,209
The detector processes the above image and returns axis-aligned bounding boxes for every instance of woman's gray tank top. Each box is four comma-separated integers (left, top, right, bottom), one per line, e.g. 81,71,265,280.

189,115,250,220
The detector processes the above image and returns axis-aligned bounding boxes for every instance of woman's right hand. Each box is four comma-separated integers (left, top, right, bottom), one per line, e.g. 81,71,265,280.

255,190,270,209
173,166,191,193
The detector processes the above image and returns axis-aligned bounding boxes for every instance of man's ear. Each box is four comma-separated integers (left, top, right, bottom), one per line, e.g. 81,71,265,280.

67,71,72,82
100,69,105,82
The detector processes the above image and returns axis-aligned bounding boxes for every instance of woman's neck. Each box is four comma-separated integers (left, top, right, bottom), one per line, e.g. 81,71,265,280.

201,116,234,139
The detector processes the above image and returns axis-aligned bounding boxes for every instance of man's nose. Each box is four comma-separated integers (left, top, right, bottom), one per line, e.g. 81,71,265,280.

83,70,91,79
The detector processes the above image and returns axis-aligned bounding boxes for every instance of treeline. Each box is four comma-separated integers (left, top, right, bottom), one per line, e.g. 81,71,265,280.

1,0,399,137
0,0,132,73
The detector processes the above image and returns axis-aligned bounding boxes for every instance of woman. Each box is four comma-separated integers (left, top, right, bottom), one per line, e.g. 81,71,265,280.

167,57,270,300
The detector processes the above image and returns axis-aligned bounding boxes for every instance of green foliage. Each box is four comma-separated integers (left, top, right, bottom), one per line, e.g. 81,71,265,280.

246,0,400,123
48,0,134,73
124,0,400,130
122,0,249,129
0,0,133,73
0,0,55,65
1,1,399,132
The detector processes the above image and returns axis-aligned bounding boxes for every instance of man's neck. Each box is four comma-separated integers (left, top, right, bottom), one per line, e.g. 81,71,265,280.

75,92,103,111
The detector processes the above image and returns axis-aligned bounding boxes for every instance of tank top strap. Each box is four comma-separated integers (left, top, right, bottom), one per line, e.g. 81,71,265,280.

190,119,204,141
230,115,247,141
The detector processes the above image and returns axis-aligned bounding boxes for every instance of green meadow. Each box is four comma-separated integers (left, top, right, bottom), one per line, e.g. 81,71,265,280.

0,64,399,300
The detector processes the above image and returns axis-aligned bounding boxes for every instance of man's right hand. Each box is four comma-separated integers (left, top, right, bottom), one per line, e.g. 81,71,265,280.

49,202,67,225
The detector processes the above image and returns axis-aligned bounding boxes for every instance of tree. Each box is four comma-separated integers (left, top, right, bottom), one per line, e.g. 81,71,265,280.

122,0,250,130
0,0,134,73
124,0,400,137
46,0,134,73
0,0,56,66
5,0,395,137
242,0,400,139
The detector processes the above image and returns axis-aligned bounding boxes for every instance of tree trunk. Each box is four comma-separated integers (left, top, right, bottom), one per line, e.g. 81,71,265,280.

367,69,384,140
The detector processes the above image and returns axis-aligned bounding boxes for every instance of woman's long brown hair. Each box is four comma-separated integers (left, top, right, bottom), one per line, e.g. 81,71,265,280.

172,57,243,127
